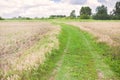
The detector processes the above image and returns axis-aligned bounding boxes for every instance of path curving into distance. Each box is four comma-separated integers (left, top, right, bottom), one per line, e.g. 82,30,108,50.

25,23,119,80
50,23,118,80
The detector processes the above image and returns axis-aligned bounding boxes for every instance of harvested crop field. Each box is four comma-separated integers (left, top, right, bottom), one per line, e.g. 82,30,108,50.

69,22,120,46
0,22,60,80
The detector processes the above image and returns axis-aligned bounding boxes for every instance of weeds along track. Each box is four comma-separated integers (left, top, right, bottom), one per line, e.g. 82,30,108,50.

0,22,60,80
68,22,120,78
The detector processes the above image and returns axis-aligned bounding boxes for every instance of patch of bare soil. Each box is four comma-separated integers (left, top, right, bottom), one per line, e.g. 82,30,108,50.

98,70,104,80
68,22,120,46
0,22,60,80
49,54,64,80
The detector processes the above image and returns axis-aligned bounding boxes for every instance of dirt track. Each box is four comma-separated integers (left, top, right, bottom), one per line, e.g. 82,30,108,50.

68,22,120,46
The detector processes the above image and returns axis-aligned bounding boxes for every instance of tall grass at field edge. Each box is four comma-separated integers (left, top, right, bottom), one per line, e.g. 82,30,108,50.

19,25,68,80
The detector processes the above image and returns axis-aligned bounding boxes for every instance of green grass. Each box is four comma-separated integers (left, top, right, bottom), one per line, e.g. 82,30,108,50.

1,18,120,22
55,24,97,80
48,18,120,23
19,23,119,80
54,24,119,80
95,42,120,78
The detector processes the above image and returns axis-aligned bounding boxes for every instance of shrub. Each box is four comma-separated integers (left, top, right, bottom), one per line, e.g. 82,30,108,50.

92,14,110,20
110,15,120,20
80,14,90,19
93,5,111,20
0,17,4,20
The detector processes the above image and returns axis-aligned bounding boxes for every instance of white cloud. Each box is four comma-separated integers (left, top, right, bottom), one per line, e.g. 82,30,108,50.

0,0,119,18
61,0,87,4
20,2,81,18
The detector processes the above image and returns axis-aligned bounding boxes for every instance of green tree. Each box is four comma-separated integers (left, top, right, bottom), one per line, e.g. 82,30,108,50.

0,17,4,20
93,5,110,20
70,10,76,18
96,5,107,15
80,6,92,19
114,1,120,16
111,1,120,19
80,7,91,16
49,15,66,19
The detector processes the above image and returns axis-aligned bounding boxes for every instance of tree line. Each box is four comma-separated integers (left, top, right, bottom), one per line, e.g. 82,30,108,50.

70,1,120,20
0,1,119,20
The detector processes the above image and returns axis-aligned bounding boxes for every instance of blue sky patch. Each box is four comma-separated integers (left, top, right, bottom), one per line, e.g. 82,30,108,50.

51,0,61,2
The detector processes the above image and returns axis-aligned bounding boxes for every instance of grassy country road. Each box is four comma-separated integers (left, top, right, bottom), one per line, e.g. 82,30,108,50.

50,23,118,80
24,23,119,80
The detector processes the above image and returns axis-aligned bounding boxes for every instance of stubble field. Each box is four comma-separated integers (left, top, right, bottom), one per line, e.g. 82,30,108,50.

0,22,60,80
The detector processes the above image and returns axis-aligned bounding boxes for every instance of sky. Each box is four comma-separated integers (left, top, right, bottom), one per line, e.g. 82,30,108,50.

0,0,119,18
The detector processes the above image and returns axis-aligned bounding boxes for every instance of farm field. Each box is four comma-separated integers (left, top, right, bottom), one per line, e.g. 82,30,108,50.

0,22,60,80
0,21,120,80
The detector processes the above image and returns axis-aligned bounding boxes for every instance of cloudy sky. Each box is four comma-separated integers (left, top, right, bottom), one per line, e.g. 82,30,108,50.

0,0,119,18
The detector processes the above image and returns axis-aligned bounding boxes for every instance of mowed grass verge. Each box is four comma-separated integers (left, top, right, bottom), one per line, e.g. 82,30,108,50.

54,24,119,80
21,23,119,80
